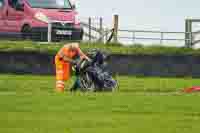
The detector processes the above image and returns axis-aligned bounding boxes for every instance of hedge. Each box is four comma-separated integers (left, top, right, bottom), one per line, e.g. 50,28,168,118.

0,40,200,55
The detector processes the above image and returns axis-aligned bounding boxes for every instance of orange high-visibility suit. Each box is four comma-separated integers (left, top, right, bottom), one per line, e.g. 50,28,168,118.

54,43,88,92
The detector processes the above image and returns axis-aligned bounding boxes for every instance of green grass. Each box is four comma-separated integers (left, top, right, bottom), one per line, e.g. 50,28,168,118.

1,40,200,55
0,74,200,133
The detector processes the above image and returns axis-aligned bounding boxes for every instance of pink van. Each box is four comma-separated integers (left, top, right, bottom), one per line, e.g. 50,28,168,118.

0,0,83,41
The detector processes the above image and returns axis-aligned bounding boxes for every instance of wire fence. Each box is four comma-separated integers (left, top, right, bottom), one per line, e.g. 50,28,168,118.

80,17,112,43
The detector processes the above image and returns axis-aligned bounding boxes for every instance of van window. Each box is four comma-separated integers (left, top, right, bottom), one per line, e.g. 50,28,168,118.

27,0,72,9
0,0,4,8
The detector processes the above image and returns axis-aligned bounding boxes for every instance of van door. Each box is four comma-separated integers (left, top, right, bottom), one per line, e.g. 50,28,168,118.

6,0,24,32
0,0,6,31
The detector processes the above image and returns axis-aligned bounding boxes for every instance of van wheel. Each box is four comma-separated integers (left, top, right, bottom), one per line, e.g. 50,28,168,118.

21,25,32,40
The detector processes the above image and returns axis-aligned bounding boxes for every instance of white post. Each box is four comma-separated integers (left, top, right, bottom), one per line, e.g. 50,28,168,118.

48,21,52,43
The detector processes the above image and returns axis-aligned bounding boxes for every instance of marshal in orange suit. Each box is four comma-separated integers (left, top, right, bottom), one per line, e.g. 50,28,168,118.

54,43,90,92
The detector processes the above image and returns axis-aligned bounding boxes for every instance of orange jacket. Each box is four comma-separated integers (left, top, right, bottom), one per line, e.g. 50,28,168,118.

56,46,78,59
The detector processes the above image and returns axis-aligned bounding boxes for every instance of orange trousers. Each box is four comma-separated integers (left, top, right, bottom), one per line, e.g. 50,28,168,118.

55,55,71,92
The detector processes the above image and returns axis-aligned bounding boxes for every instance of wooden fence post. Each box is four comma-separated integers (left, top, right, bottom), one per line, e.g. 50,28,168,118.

113,14,119,43
99,17,103,43
185,19,192,48
88,17,92,42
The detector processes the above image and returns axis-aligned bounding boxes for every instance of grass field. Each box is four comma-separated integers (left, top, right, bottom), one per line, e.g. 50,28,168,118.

0,74,200,133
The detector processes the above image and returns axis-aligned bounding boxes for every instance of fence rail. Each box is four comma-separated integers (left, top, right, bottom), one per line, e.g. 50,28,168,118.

119,29,185,34
117,29,186,45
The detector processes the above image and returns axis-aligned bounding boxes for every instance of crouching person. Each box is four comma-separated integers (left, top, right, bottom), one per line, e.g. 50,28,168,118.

54,43,90,92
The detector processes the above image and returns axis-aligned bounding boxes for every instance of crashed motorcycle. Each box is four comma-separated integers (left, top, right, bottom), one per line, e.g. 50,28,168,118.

71,49,118,92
